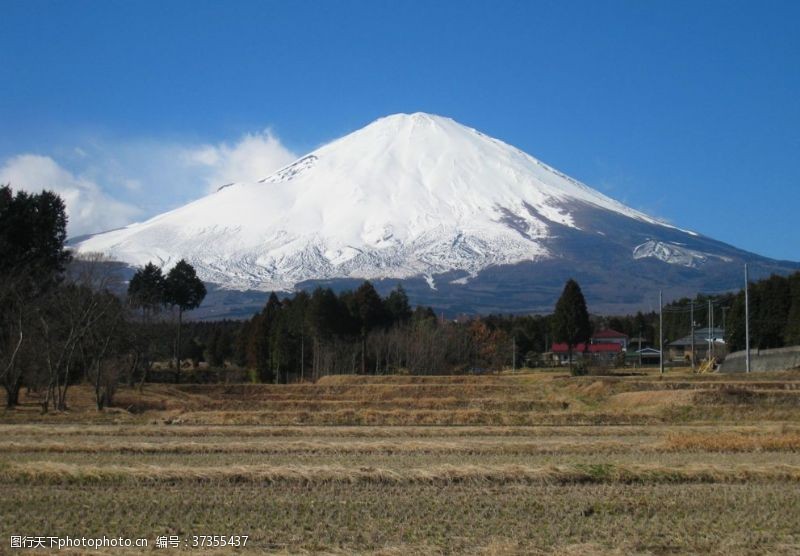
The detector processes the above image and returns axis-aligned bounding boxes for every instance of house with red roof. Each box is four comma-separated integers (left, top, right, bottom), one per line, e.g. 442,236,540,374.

590,329,629,350
551,329,629,365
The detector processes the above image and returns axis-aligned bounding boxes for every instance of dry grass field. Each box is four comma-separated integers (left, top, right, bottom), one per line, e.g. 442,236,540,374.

2,369,800,554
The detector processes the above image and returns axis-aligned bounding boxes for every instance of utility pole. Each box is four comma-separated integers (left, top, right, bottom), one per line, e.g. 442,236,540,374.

710,299,715,359
659,290,664,376
690,300,695,372
708,299,713,361
745,264,751,373
512,336,516,372
722,307,728,336
638,328,642,368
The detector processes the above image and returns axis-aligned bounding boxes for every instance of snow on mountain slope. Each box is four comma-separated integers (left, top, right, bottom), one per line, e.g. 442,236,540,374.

75,113,700,291
632,240,734,268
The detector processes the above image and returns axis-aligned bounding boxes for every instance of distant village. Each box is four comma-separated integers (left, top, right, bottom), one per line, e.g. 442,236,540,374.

549,327,725,369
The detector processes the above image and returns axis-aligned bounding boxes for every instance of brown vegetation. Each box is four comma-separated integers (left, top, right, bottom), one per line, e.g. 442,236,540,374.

3,370,800,554
6,369,800,426
4,461,800,485
664,432,800,452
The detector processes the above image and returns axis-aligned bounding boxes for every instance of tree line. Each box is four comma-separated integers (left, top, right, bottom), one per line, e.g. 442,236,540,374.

0,185,206,410
2,185,798,410
165,270,800,380
231,284,519,382
726,271,800,352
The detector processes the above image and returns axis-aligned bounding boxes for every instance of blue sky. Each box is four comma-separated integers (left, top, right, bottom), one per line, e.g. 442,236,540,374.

2,0,798,260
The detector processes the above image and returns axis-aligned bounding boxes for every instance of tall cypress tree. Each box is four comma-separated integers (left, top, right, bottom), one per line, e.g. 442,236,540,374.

260,292,281,383
127,263,166,317
290,291,310,381
0,186,70,406
308,287,343,379
0,186,71,282
352,281,386,373
551,279,591,372
385,284,412,325
164,259,206,382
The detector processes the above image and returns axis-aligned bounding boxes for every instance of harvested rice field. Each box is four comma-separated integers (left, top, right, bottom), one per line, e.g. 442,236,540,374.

2,370,800,554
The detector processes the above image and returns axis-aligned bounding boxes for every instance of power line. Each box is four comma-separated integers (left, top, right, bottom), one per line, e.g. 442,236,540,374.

663,298,731,310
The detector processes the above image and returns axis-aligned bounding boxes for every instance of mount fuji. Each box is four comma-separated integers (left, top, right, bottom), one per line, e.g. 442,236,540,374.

73,113,798,317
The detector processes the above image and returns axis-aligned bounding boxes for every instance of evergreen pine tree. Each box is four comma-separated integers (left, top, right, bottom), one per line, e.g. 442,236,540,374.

726,291,746,352
784,272,800,346
0,185,71,282
127,262,166,317
308,287,345,379
260,292,281,382
752,275,790,349
290,291,310,380
1,186,70,406
164,259,206,382
551,279,591,372
352,281,386,373
385,284,412,324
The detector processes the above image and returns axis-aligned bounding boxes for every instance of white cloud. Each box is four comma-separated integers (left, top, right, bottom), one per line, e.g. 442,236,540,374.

0,154,140,237
183,129,297,192
0,128,298,237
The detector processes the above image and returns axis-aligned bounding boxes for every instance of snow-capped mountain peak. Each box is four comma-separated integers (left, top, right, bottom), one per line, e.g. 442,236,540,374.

76,113,765,302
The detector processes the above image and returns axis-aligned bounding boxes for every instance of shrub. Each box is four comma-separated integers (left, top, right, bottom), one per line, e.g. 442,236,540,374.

570,361,588,376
